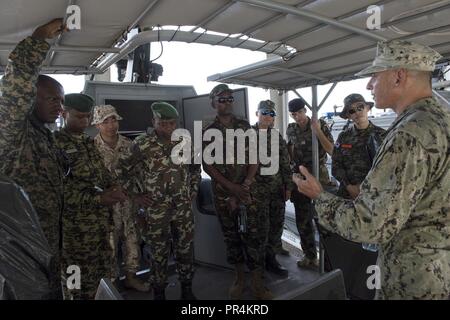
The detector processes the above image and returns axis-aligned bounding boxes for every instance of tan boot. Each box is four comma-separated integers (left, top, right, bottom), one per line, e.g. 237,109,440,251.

250,269,274,300
123,272,150,292
229,264,246,300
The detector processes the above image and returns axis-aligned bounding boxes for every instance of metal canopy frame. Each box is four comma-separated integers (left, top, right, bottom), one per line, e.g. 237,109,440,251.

211,1,450,90
238,0,387,41
1,0,448,276
1,0,448,83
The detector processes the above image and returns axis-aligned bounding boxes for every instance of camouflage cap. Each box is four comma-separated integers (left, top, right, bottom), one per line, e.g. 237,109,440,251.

288,98,306,112
209,84,233,99
91,104,123,124
356,40,442,77
340,93,374,119
151,101,179,120
64,93,95,112
257,100,276,113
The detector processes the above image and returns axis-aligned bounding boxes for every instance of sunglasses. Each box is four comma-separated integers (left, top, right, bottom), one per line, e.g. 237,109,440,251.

348,104,365,115
216,96,234,104
260,110,276,117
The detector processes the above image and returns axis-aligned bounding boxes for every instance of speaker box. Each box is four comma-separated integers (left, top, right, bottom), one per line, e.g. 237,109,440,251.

318,224,378,300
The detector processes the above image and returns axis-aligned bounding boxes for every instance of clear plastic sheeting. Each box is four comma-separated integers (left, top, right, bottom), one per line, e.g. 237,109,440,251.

0,175,53,299
94,278,123,300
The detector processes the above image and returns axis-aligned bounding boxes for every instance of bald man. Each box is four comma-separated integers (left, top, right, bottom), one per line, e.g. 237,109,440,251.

0,19,67,299
294,41,450,300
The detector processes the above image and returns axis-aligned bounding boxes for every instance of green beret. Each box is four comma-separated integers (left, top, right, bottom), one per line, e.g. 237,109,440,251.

151,101,179,120
64,93,95,113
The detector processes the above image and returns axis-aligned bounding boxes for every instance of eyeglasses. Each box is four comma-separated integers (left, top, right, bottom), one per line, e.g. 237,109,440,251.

348,104,365,115
260,110,276,117
216,96,234,104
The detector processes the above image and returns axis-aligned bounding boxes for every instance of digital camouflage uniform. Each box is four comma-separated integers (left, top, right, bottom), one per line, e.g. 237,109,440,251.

315,98,450,299
55,128,114,300
117,129,201,288
286,118,333,259
252,123,294,258
0,37,64,298
332,122,386,198
203,116,266,270
94,133,141,277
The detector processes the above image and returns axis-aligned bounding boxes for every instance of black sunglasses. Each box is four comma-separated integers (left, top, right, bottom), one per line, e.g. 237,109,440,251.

348,104,365,115
260,110,276,117
216,96,234,104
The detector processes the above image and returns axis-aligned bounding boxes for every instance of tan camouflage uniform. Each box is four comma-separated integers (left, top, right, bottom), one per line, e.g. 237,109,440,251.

94,133,141,277
117,129,201,288
55,128,114,300
315,98,450,299
0,36,64,298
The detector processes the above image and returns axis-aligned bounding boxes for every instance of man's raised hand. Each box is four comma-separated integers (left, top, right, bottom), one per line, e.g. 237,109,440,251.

32,18,68,40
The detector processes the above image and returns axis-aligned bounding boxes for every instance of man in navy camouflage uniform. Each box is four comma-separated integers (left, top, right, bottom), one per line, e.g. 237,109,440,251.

294,40,450,299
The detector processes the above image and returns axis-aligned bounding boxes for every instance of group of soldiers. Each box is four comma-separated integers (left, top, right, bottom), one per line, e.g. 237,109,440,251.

1,19,449,301
202,82,390,299
0,19,200,300
293,40,449,300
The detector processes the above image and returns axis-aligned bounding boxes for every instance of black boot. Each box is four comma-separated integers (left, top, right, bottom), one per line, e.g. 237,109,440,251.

180,282,197,300
265,255,288,277
153,286,166,300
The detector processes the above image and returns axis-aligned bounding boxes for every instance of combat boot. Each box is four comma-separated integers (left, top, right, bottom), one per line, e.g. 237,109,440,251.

265,255,288,277
250,269,274,300
180,282,197,300
123,272,150,292
153,286,166,300
229,264,246,300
